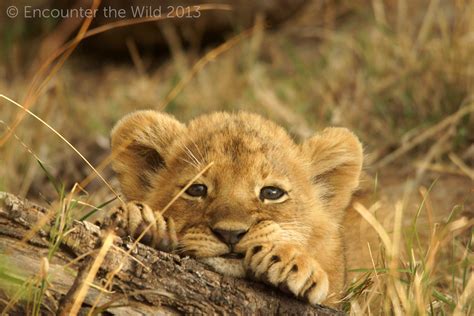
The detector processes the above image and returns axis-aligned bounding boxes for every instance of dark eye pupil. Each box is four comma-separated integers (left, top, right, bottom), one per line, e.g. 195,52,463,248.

185,184,207,197
260,186,285,200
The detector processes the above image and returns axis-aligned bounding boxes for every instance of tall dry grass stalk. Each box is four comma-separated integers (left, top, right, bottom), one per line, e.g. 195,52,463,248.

351,197,472,315
0,0,472,314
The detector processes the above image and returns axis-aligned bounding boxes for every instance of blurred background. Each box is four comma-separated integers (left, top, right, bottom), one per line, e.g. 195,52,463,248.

0,0,472,205
0,0,473,313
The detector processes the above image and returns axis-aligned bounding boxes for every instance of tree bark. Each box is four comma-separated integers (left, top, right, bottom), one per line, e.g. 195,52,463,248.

0,192,343,315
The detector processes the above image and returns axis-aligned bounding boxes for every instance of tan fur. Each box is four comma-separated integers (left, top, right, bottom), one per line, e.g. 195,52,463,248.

106,110,375,307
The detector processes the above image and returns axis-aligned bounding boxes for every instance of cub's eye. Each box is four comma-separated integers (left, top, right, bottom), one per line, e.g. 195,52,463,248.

185,184,207,197
259,186,286,201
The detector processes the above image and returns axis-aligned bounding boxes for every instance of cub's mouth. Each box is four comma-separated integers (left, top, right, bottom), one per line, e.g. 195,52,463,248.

199,255,246,278
220,252,245,260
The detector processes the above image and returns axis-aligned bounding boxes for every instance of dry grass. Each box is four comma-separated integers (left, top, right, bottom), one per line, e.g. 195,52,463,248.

0,0,472,314
348,198,472,315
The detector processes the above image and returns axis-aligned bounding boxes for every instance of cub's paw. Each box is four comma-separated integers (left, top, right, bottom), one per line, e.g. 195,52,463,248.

102,201,177,252
244,243,329,305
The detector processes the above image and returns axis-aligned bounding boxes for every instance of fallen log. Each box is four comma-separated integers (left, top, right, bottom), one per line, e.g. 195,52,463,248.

0,192,343,315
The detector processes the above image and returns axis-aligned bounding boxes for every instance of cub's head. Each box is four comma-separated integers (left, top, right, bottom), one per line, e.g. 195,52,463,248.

111,110,363,276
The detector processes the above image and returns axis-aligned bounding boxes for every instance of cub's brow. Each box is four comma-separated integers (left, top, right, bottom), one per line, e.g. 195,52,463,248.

178,156,199,169
190,138,206,165
184,145,201,167
175,141,201,169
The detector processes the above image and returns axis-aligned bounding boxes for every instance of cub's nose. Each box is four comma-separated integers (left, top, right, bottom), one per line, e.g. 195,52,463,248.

212,228,248,245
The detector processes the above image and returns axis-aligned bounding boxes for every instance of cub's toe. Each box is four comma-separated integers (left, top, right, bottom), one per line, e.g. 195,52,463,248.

102,202,178,252
244,243,329,305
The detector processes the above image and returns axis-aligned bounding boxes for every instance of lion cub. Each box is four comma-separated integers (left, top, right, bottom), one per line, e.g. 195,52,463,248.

105,110,368,307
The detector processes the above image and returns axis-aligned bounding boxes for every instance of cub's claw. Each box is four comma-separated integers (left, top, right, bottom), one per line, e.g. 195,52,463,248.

102,201,178,252
244,243,329,305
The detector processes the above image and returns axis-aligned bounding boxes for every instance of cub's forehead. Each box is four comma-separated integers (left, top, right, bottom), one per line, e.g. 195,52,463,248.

185,113,294,154
170,112,299,172
186,112,293,145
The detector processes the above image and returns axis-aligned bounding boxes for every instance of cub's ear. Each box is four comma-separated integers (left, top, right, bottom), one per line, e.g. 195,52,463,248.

111,110,185,201
301,128,363,215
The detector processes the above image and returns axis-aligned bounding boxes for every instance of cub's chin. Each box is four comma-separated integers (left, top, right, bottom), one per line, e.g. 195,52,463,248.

198,257,246,278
